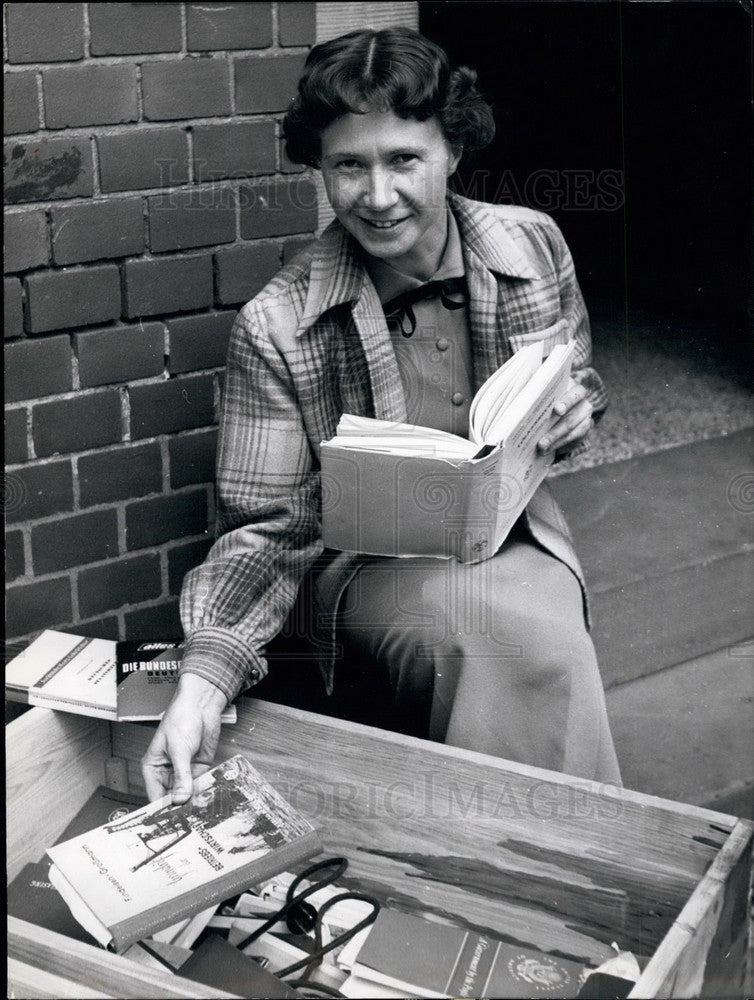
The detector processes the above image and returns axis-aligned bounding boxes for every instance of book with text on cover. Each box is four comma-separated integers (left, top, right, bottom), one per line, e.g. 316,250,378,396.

321,340,575,564
4,630,236,723
47,754,322,953
351,908,587,998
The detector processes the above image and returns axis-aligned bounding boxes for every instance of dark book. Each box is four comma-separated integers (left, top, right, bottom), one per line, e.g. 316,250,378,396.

178,934,303,997
116,641,236,723
8,861,99,946
351,908,588,998
47,755,322,953
55,785,147,844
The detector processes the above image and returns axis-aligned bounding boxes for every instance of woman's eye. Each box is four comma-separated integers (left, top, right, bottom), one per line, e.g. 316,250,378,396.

393,153,417,165
336,159,361,170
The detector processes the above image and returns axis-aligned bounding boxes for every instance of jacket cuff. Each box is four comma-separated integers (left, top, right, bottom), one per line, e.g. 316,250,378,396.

179,627,267,704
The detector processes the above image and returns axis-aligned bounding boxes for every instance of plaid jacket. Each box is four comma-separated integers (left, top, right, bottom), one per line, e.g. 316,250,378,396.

180,193,607,700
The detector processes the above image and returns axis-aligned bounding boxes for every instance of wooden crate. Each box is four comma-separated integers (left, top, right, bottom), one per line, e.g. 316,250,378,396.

7,700,753,999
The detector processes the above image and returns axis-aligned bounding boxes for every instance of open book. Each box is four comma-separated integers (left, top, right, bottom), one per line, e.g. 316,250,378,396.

320,341,575,563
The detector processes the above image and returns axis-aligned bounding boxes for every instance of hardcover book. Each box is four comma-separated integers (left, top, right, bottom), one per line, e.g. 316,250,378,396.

47,755,322,953
320,340,575,563
5,630,236,723
350,908,587,998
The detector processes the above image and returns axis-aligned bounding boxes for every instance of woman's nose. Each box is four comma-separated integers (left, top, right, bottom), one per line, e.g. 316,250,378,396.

362,167,398,211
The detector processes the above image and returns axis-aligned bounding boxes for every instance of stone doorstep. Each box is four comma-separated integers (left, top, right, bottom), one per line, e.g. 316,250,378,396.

550,428,753,683
606,642,754,812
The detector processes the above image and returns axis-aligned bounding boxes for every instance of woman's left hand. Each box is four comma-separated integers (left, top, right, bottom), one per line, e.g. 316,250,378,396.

537,377,593,454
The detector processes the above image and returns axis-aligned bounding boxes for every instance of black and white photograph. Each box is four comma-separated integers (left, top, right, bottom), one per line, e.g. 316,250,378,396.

5,2,752,996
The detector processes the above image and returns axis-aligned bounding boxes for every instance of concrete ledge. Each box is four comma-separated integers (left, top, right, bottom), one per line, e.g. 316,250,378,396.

551,429,753,685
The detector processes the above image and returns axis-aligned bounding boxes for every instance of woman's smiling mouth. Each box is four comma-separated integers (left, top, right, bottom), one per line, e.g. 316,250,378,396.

359,217,409,229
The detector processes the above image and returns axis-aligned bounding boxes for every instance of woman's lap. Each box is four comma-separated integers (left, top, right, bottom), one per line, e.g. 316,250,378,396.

333,531,621,784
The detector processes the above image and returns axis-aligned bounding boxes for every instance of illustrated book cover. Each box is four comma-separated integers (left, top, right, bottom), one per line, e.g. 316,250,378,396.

47,754,322,953
5,630,236,723
350,908,587,998
320,340,575,563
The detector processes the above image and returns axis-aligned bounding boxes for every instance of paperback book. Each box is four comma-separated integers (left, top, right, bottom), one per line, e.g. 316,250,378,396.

4,630,236,723
320,340,575,563
47,755,322,953
350,908,587,998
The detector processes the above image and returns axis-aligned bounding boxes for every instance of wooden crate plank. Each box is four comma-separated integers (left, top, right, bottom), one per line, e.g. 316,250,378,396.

6,708,111,880
7,919,238,1000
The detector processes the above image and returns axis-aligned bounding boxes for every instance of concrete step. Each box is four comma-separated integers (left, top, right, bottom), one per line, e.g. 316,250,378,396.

550,429,753,688
606,640,754,815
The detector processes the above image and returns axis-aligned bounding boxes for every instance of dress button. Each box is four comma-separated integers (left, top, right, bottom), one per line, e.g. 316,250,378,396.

436,338,450,351
451,392,465,406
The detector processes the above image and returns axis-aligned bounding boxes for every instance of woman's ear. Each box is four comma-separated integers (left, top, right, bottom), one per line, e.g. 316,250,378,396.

447,147,463,177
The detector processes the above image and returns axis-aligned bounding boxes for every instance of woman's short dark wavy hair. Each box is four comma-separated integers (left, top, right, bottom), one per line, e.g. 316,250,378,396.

283,27,495,168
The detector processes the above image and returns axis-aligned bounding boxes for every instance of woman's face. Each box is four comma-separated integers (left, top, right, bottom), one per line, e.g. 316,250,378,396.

319,109,460,279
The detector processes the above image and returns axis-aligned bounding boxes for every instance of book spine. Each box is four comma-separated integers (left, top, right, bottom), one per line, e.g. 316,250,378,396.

26,692,116,720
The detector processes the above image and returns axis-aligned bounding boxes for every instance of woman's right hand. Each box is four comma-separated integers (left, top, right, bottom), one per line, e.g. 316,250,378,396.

141,673,228,803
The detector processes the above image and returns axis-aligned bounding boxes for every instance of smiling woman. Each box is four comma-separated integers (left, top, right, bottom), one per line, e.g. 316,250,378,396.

141,27,620,805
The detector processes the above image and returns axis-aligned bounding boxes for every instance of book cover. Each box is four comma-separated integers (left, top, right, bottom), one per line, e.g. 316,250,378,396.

351,908,587,998
55,785,148,844
8,861,99,946
115,640,235,724
5,630,236,724
47,755,322,953
321,341,575,563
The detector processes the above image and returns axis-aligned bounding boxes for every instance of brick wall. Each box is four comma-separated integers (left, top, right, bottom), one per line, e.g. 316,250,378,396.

4,2,318,648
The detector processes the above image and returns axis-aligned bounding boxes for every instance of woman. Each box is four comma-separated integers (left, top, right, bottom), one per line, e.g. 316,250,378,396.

143,27,620,803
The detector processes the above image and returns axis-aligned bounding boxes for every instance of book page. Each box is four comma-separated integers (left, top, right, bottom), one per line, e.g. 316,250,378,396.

469,342,544,445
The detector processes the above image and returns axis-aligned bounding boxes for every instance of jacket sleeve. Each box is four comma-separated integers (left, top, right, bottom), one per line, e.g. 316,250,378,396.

178,299,324,702
543,216,607,459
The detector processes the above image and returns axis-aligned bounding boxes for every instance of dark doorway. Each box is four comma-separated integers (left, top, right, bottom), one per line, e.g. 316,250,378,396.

421,2,751,339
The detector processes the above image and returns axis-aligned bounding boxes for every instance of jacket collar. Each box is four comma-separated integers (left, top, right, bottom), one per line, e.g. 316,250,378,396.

298,194,538,334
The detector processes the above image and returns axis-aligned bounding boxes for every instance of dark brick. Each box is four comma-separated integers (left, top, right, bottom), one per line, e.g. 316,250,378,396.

124,599,183,638
4,459,73,524
78,553,161,618
123,254,213,318
167,311,234,373
279,2,316,47
4,136,93,204
168,536,213,594
4,209,49,272
4,276,23,338
32,390,122,458
6,577,72,640
6,530,26,583
78,441,163,507
126,488,208,549
4,72,39,135
214,241,280,305
31,509,118,575
235,53,305,113
98,129,188,194
43,64,137,129
169,428,219,487
193,121,275,182
5,334,72,401
25,264,121,334
5,407,28,464
282,235,315,265
130,373,215,438
240,177,317,238
148,187,236,254
75,322,164,388
142,59,232,121
89,3,182,55
51,199,144,266
62,617,119,640
187,2,272,51
280,136,306,175
6,3,84,64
